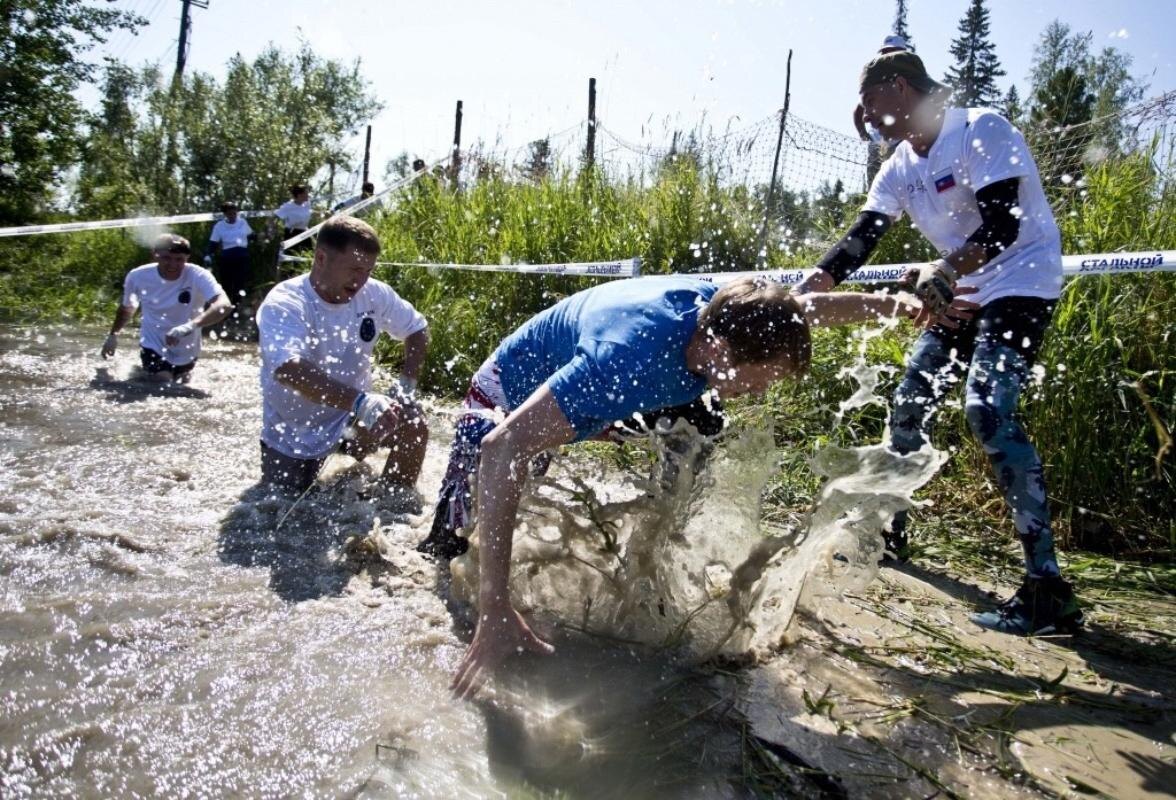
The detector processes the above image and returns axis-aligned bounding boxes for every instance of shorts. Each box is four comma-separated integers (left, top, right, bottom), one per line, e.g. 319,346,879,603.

140,347,195,378
260,438,363,492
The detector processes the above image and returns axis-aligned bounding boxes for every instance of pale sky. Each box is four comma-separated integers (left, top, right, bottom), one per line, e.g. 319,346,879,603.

89,0,1175,195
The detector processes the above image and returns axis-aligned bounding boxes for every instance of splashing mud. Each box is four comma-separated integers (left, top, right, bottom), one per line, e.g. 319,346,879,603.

451,422,943,662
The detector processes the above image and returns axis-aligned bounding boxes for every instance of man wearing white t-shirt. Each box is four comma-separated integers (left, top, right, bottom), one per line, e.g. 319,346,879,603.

101,234,232,383
204,202,256,314
256,216,430,495
796,50,1081,637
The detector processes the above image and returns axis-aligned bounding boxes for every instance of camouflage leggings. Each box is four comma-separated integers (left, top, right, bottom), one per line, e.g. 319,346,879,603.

889,297,1059,577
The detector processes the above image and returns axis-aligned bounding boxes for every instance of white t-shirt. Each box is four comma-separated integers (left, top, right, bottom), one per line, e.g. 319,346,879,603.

209,217,253,250
121,263,225,366
863,107,1062,306
257,274,428,458
274,200,312,230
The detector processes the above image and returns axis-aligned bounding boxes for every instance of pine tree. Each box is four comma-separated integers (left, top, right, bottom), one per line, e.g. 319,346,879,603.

944,0,1006,107
893,0,911,41
1002,84,1024,125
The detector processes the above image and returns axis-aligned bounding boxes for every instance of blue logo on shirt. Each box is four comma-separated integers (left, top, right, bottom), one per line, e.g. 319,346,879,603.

178,289,191,304
359,317,376,342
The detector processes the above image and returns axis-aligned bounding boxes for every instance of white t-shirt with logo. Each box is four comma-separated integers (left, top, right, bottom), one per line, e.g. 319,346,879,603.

209,217,253,250
257,275,428,458
863,107,1062,306
274,200,312,230
121,264,224,366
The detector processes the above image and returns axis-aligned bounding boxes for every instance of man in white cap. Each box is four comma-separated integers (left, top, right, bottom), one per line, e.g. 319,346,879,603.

796,50,1082,637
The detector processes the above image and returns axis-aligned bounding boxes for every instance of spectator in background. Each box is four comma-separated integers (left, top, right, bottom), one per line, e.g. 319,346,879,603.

333,181,375,213
204,202,256,318
274,183,313,241
272,183,314,278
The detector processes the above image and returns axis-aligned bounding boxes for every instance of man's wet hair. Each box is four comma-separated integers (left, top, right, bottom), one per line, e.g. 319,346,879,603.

153,233,191,255
220,201,239,213
698,277,811,371
317,216,381,257
290,183,308,197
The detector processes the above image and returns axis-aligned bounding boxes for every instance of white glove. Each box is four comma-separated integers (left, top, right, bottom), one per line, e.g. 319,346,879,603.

902,259,959,316
166,321,199,341
202,254,213,267
352,392,395,431
101,333,118,358
396,374,418,398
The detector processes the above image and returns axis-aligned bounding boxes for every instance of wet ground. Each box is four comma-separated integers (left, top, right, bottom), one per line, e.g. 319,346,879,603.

1,326,1172,798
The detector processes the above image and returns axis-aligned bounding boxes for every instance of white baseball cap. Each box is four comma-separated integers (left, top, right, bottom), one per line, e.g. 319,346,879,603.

880,34,912,52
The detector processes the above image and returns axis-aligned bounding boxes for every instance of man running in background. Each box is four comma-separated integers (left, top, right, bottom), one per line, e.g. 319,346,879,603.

256,216,430,497
794,50,1082,637
204,201,256,318
101,233,232,384
333,182,375,213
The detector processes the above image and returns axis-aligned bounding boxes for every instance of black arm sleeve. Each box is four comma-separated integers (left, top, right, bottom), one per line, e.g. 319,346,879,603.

967,177,1021,261
814,210,893,285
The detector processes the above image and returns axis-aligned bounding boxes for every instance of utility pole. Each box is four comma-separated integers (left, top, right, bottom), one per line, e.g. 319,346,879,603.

449,100,463,187
362,125,372,185
756,50,792,268
585,77,597,168
174,0,209,87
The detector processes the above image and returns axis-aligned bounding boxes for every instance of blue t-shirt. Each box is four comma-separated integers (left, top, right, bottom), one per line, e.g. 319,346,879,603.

495,276,718,441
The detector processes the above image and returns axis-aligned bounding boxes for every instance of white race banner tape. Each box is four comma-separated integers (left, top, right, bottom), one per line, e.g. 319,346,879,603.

689,249,1176,285
0,210,271,238
279,254,642,277
279,155,449,251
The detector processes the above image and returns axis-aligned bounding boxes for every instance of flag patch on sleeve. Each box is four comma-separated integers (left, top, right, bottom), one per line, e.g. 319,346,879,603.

934,172,956,193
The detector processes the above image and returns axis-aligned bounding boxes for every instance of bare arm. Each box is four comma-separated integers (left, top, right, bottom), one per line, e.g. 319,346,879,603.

101,304,136,357
401,328,429,382
452,385,575,698
109,304,134,336
793,291,913,327
273,358,363,411
191,295,233,328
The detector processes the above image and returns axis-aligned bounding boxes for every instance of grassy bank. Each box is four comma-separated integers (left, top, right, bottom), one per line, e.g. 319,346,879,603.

0,152,1171,556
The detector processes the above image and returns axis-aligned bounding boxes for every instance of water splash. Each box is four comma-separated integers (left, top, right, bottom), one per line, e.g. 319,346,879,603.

451,399,944,663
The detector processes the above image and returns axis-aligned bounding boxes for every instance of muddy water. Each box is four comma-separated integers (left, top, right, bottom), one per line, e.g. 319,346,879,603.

0,326,824,799
4,326,1171,800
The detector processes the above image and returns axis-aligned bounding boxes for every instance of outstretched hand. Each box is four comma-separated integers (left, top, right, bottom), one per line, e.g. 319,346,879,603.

910,285,980,329
452,603,554,700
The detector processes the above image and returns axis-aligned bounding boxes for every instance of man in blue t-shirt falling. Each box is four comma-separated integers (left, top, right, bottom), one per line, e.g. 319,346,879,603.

420,275,917,699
